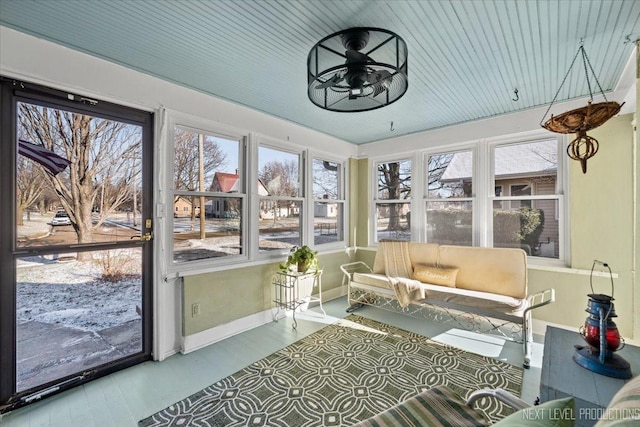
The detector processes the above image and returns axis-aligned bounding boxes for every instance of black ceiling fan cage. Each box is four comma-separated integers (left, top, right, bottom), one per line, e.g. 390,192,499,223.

307,27,408,112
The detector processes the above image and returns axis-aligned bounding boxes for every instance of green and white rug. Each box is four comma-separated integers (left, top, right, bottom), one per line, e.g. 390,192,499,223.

140,315,522,426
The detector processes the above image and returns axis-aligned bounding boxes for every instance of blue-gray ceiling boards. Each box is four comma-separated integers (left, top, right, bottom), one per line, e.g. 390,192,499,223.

0,0,638,144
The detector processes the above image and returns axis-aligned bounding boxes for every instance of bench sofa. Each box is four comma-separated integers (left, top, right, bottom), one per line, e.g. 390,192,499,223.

341,243,555,368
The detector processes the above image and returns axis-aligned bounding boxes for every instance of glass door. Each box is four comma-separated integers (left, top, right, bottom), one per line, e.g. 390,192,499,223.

0,79,153,411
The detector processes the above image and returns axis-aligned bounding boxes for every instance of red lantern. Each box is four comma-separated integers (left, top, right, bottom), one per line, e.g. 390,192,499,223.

580,318,622,351
573,260,631,379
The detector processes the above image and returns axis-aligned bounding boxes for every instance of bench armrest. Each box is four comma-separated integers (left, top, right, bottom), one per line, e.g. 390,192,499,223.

466,388,531,410
339,261,372,286
524,288,555,315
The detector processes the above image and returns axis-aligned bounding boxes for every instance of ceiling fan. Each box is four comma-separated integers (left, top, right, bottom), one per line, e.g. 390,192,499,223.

307,28,408,112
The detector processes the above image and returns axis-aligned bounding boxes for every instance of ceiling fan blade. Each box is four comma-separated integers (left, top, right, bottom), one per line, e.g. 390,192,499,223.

369,70,393,97
315,73,344,89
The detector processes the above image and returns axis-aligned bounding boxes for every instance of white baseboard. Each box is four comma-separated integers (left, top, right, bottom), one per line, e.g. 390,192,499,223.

181,286,348,354
181,309,274,354
157,349,179,361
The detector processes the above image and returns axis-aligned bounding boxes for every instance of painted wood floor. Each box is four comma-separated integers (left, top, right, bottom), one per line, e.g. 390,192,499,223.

0,297,545,426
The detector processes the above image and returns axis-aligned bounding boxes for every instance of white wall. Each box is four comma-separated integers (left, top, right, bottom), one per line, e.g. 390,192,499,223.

0,26,357,360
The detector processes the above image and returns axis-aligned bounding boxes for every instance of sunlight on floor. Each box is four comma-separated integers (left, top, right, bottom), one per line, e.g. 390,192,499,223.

433,328,507,358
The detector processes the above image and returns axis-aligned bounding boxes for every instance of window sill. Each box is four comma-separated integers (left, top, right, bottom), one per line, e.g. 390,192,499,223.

166,247,349,280
527,263,618,278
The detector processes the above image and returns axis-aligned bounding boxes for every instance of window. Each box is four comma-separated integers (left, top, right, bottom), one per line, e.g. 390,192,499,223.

172,126,244,263
258,146,302,252
312,158,345,246
167,120,345,269
425,150,473,246
374,159,411,242
492,139,561,259
406,135,567,262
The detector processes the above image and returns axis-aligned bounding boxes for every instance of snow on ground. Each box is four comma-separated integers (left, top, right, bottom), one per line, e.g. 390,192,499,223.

17,253,141,331
16,215,338,329
17,212,52,239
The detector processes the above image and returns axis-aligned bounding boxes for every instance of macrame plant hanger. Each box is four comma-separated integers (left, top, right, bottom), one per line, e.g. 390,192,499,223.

540,42,623,173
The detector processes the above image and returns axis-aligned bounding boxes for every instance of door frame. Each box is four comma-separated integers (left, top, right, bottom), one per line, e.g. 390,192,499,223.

0,77,154,412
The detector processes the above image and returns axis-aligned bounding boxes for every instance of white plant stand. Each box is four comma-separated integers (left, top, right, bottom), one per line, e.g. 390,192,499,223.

272,270,326,329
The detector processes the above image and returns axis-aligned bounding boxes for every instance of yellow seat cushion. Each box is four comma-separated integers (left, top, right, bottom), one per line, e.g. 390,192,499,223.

350,272,527,315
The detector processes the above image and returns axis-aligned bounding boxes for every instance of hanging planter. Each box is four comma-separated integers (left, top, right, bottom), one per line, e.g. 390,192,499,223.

541,44,623,173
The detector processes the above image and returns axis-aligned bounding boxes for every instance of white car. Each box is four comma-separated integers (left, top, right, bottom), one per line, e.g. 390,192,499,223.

52,213,71,226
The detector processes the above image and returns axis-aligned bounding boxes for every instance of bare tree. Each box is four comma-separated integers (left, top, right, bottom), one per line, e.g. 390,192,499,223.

38,186,61,214
259,159,299,220
19,103,141,256
259,160,299,197
16,157,46,226
377,161,411,230
426,153,469,199
173,129,227,191
173,128,228,220
312,160,339,199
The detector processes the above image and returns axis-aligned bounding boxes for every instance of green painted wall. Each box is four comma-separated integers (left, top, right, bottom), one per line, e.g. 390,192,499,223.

635,50,640,343
357,248,375,268
183,251,354,336
534,113,635,338
347,156,371,248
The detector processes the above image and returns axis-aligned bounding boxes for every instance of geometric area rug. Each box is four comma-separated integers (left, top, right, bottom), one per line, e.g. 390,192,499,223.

139,315,523,426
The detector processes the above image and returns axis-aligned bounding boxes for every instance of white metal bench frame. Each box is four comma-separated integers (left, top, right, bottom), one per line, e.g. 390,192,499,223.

340,261,555,368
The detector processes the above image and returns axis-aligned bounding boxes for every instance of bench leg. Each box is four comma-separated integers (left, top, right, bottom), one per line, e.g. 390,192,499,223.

523,312,533,369
346,303,364,313
347,287,371,312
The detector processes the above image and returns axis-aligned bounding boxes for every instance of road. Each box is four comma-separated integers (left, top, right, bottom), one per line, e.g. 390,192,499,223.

19,222,139,247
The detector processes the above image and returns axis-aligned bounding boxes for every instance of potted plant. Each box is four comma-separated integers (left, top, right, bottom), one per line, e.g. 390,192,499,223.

279,245,319,275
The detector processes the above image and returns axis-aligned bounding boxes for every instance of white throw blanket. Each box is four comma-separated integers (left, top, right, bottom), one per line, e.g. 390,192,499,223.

381,241,427,308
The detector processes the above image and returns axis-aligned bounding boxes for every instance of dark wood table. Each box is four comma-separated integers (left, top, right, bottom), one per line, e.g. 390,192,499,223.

540,326,640,426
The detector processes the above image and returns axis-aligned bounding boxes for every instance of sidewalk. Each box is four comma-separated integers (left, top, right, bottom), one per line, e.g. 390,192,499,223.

17,319,141,392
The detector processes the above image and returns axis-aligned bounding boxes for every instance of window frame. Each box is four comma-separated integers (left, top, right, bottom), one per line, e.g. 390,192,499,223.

166,115,249,272
309,153,347,249
254,137,306,259
162,113,347,276
488,135,568,264
372,133,569,265
370,156,414,244
424,147,476,247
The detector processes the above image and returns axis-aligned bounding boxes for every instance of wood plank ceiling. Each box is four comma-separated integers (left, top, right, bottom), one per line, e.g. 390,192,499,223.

0,0,638,144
